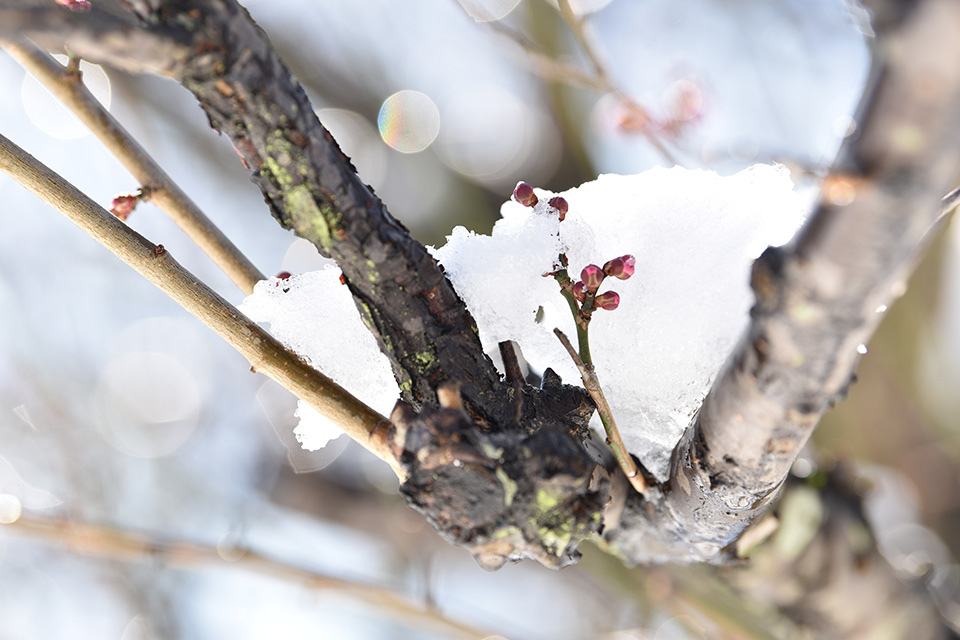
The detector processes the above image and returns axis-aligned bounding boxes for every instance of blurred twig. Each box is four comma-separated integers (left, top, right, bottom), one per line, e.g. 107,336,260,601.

2,38,265,295
0,132,404,480
482,2,677,163
2,511,488,640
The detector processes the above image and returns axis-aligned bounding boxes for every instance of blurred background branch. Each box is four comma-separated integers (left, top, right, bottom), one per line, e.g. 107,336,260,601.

3,510,489,640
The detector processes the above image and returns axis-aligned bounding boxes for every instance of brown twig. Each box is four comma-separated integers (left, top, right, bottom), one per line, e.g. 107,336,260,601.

553,328,646,494
2,39,265,295
484,0,677,163
2,511,488,640
0,132,404,480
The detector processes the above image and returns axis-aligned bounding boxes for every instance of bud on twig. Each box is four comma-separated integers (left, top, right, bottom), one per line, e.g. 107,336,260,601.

580,264,604,293
572,281,586,303
603,254,636,280
594,291,620,310
55,0,92,10
548,196,568,221
110,192,141,221
512,182,538,207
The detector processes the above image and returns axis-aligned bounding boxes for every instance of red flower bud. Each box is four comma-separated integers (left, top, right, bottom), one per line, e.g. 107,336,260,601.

594,291,620,311
603,254,636,280
110,193,140,221
548,196,568,221
512,182,538,207
276,271,292,280
572,281,586,303
580,264,604,293
56,0,92,10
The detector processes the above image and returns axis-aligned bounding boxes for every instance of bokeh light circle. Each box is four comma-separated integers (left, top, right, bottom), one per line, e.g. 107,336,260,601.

377,90,441,154
435,83,560,189
95,351,201,458
0,494,22,524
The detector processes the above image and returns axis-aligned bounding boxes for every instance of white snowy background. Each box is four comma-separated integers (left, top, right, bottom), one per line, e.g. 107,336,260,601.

3,0,956,638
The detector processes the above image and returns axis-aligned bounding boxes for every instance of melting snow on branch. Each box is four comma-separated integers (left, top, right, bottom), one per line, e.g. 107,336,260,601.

239,270,401,450
242,165,806,479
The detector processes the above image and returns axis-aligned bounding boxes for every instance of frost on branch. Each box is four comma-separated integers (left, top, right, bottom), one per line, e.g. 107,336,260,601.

433,165,806,480
239,166,804,484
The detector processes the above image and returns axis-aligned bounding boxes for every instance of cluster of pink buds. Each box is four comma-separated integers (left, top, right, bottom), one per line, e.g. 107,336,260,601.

570,255,636,312
55,0,92,11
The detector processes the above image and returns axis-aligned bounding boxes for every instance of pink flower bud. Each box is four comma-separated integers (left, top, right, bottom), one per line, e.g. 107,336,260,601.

572,281,586,303
603,254,636,280
110,193,140,221
580,264,604,292
512,182,538,207
56,0,92,10
594,291,620,311
548,196,568,221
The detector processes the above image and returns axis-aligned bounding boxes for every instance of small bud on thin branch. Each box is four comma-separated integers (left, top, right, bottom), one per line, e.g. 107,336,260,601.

548,196,568,221
594,290,620,310
603,254,636,280
512,182,538,207
580,264,604,292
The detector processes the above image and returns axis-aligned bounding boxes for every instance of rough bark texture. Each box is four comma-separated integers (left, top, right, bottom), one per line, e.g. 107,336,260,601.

606,0,960,565
5,0,960,602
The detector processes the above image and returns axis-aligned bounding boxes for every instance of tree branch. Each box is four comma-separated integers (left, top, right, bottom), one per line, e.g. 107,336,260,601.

0,4,190,75
0,131,403,479
2,510,489,640
7,0,960,581
606,0,960,563
2,38,265,294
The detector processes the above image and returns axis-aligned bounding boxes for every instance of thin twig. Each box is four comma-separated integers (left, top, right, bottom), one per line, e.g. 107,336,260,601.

553,328,646,494
480,2,677,164
498,340,525,425
0,132,404,480
2,511,487,640
3,38,265,295
555,0,677,163
486,21,607,91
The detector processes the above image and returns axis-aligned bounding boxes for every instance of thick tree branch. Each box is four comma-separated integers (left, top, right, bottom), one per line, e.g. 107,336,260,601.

0,4,189,75
3,0,607,568
606,0,960,563
7,0,960,584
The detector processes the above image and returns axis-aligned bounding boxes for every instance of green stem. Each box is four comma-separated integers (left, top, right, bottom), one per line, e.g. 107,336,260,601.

554,262,594,364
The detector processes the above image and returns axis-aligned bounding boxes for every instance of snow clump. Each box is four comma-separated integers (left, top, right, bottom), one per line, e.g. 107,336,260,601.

241,165,806,480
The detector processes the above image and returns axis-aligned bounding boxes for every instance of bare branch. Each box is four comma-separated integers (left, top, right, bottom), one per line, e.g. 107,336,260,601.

554,328,646,494
0,5,189,75
483,8,676,163
9,0,960,580
0,132,404,479
2,38,266,294
606,0,960,563
2,511,489,640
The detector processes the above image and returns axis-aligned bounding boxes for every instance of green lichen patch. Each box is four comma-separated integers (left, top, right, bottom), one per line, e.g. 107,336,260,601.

496,468,518,507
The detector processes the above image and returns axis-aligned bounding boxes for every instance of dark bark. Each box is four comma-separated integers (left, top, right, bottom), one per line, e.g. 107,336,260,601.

4,0,960,594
